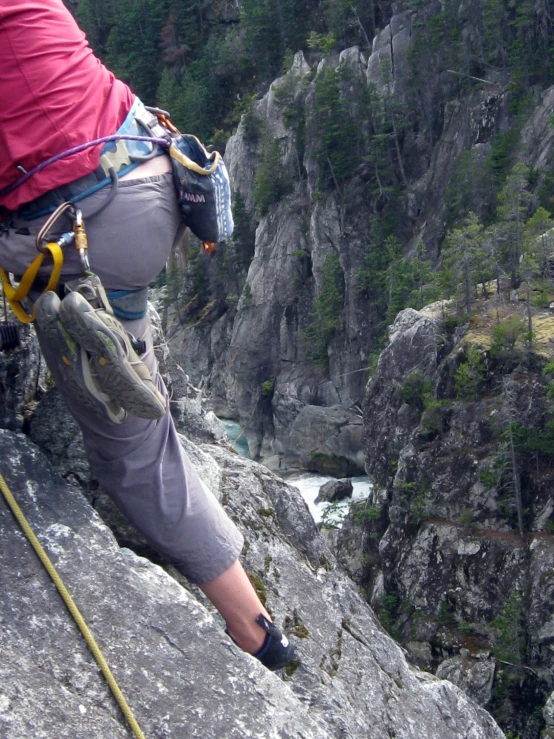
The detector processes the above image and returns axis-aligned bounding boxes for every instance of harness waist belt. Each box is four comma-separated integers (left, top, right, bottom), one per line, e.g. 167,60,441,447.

17,99,166,220
18,165,108,218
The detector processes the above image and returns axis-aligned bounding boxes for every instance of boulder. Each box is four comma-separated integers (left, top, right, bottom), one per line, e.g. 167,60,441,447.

436,654,496,707
315,478,353,504
283,404,365,476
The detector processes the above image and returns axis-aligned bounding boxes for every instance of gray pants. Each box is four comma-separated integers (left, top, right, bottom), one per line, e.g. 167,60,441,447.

1,168,243,584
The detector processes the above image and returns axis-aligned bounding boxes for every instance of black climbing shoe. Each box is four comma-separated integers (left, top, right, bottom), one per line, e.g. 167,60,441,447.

253,615,296,671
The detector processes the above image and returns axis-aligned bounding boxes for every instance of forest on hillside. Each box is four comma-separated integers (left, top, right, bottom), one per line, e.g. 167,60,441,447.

76,0,388,142
75,0,554,146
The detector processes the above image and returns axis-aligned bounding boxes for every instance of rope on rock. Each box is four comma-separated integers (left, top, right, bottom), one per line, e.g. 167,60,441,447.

0,472,146,739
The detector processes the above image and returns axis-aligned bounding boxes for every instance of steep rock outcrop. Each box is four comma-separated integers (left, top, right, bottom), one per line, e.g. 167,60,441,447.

0,321,42,431
0,423,508,738
355,305,554,738
165,5,522,475
0,320,506,738
0,431,327,739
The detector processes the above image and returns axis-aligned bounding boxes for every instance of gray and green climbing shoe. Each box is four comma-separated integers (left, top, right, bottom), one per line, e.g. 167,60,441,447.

58,276,166,421
34,291,126,424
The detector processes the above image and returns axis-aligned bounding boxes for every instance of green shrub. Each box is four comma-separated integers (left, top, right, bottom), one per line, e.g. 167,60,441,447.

302,253,344,367
253,137,292,215
442,314,463,338
351,503,381,525
409,489,428,524
437,599,456,627
420,400,452,437
480,467,501,489
544,361,554,400
490,315,527,356
454,346,487,399
396,480,416,495
398,371,433,411
260,376,275,397
459,508,473,526
530,279,553,308
319,499,350,529
306,30,337,54
377,593,401,639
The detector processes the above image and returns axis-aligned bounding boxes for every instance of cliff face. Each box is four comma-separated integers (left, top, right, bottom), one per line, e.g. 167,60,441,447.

166,41,394,472
353,300,554,739
159,16,554,730
165,4,529,475
0,314,506,739
167,50,364,474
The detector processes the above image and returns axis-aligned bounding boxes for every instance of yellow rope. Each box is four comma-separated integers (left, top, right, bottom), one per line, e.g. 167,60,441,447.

0,472,146,739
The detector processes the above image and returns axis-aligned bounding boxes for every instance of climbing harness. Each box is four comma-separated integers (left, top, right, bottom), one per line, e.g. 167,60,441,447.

0,471,146,739
0,201,164,423
0,238,64,323
0,135,168,201
0,103,234,252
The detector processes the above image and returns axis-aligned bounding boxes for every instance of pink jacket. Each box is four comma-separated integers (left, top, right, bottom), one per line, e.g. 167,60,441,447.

0,0,134,210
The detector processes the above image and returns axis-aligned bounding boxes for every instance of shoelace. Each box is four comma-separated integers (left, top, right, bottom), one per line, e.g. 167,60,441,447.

89,305,133,357
74,288,148,365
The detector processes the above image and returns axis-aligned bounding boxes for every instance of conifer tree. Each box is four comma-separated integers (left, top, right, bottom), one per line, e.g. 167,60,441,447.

499,378,525,537
442,212,489,316
524,206,553,280
103,0,167,100
314,65,359,190
497,163,531,287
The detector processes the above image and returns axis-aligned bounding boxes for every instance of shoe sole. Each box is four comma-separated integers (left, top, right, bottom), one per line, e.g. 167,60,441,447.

34,292,126,424
59,292,166,420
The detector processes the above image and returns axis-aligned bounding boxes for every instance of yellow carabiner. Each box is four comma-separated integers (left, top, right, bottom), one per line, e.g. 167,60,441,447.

0,240,64,323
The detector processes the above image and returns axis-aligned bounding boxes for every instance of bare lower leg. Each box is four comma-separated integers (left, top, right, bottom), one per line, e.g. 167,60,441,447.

199,558,270,654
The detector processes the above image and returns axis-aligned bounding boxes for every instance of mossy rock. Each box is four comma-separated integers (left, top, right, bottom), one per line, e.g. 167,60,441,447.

291,623,310,639
284,659,300,677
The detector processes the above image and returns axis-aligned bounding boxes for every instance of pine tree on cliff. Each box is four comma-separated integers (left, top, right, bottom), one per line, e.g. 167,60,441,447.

497,163,532,289
442,212,489,317
499,378,525,538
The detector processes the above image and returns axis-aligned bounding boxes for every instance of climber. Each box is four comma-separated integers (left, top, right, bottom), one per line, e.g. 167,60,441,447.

0,0,294,671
